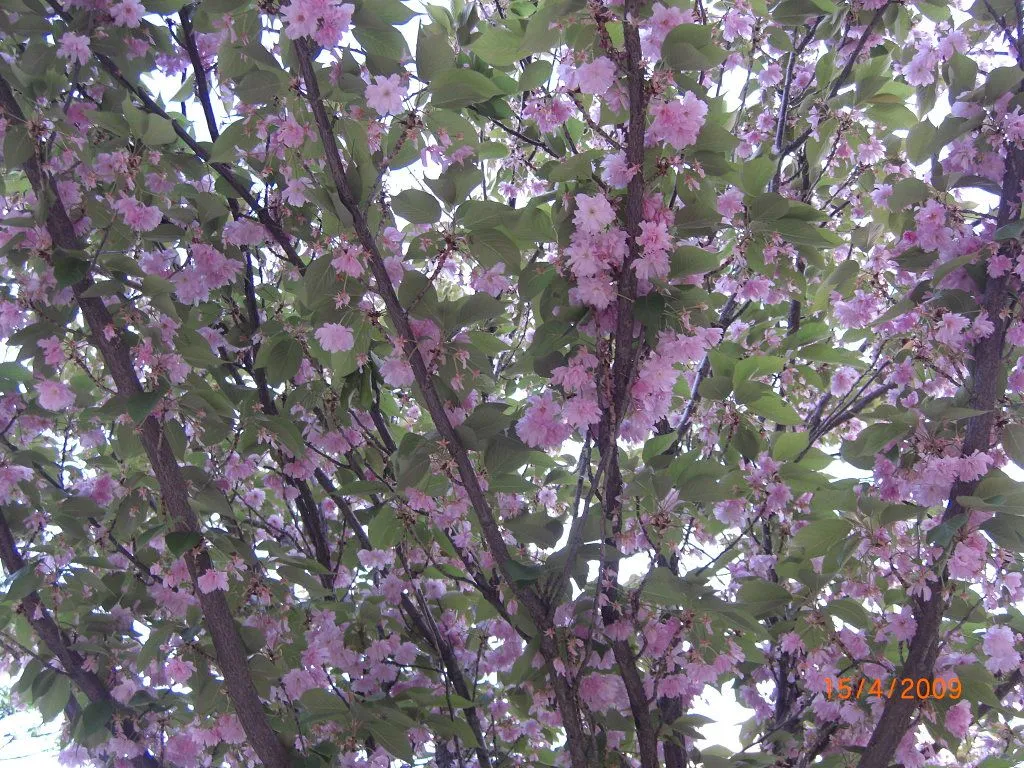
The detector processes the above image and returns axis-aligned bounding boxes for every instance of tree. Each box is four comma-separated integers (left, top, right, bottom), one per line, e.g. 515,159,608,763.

0,0,1021,765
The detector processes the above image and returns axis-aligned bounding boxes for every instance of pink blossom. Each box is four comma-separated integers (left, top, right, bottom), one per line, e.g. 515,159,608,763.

714,499,746,526
562,396,601,428
357,549,394,569
982,625,1021,674
830,366,858,397
642,3,693,57
572,276,616,310
904,48,937,86
165,658,195,684
315,323,355,352
282,0,320,39
779,632,804,654
380,353,414,387
314,2,355,48
1005,109,1024,146
197,569,229,594
110,0,144,27
601,152,636,187
113,196,162,232
223,218,267,246
332,245,364,277
945,700,972,739
57,33,90,67
915,199,951,252
988,253,1012,277
172,244,242,304
579,673,627,712
277,116,306,148
0,465,33,504
723,10,754,42
648,92,707,150
575,56,616,95
516,391,571,449
76,474,118,506
717,187,744,219
759,63,784,88
215,714,246,745
365,74,406,115
280,667,319,700
471,263,512,297
37,379,75,411
935,312,969,346
574,193,616,234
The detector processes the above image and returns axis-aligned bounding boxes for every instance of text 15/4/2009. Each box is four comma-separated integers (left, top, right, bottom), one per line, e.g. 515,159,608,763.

825,677,962,701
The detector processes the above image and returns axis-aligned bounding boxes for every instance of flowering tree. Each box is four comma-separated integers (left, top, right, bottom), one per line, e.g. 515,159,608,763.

0,0,1023,765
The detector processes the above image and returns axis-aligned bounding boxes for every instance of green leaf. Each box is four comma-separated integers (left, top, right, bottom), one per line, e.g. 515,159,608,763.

812,259,859,312
955,663,1002,709
661,24,728,70
791,517,852,557
265,336,303,385
417,23,456,81
235,70,285,104
642,567,689,606
643,433,677,462
367,719,415,761
1,566,42,604
543,149,601,182
77,700,114,739
53,251,90,288
2,124,33,169
166,531,203,556
142,115,178,146
209,119,254,164
906,120,937,164
469,228,520,269
734,355,785,384
746,394,802,426
736,580,791,616
994,220,1023,242
1002,425,1024,468
125,390,164,425
985,66,1024,103
519,60,552,91
739,155,775,195
354,25,409,65
671,246,721,277
887,177,930,210
37,674,70,722
470,25,524,67
948,52,978,97
825,598,871,629
773,431,809,461
392,189,442,223
300,689,351,726
429,69,503,108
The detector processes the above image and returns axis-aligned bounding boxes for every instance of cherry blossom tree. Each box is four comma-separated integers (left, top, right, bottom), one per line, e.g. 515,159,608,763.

0,0,1023,766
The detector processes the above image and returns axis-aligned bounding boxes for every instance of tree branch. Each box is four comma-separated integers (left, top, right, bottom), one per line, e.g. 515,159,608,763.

0,72,291,768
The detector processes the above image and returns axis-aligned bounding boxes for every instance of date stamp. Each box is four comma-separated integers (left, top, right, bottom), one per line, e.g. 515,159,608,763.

824,676,962,701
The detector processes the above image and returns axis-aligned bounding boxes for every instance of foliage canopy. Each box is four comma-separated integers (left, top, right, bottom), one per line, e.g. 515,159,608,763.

0,0,1023,766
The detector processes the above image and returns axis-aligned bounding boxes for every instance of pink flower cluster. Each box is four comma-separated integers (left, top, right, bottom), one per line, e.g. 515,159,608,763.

281,0,354,48
113,195,162,232
172,244,243,305
648,92,707,151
